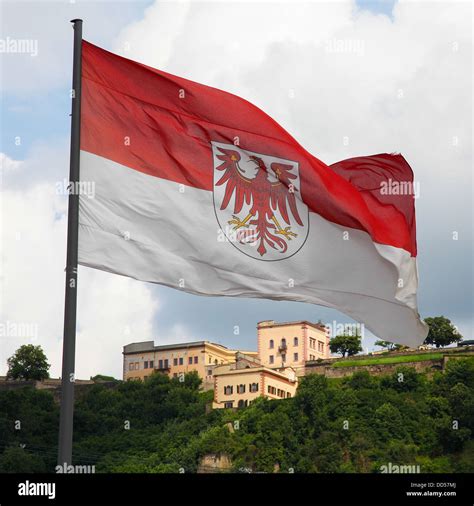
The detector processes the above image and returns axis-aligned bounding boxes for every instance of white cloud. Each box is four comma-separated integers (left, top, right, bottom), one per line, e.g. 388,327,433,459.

0,149,159,379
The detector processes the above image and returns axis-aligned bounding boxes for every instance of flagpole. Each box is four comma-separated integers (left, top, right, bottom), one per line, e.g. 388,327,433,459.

58,18,83,467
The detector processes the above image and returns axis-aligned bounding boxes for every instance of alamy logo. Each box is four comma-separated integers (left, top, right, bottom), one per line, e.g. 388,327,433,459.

380,462,420,473
18,481,55,500
55,462,96,473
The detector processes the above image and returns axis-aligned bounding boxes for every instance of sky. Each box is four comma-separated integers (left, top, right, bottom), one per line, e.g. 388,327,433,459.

0,0,472,379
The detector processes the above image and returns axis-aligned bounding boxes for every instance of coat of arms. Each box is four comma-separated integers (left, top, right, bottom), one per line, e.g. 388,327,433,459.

212,141,309,261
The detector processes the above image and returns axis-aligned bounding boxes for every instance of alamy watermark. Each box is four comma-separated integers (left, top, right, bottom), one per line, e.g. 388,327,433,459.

0,321,38,340
0,37,38,57
380,179,420,199
325,38,365,56
325,320,365,338
55,463,96,474
380,462,421,474
55,179,95,199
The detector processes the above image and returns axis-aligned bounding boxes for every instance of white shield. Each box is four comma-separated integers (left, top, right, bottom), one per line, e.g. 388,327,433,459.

212,141,309,261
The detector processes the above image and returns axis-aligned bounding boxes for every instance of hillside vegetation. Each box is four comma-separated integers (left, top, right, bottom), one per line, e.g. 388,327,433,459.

0,359,473,473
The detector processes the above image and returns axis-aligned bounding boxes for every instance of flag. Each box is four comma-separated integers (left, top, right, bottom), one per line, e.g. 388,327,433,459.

78,41,428,347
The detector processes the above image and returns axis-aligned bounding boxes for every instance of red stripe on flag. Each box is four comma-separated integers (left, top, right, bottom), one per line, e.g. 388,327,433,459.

81,40,416,256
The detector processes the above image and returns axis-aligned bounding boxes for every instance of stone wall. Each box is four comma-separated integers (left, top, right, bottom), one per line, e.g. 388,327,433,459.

197,453,233,473
0,377,117,402
305,358,444,379
304,348,473,379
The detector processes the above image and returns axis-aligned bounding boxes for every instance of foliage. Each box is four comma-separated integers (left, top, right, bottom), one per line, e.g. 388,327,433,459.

0,362,472,473
6,345,50,381
0,446,46,473
91,375,118,382
332,353,442,368
329,332,363,357
424,316,462,348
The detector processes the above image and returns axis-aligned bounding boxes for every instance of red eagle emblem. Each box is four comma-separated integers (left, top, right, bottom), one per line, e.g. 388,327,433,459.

214,145,306,258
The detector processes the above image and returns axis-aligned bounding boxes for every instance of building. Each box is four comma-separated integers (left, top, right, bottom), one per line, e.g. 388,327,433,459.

122,340,257,388
257,320,330,376
212,353,298,409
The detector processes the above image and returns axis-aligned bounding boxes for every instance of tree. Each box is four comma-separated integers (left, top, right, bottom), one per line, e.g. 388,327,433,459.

374,340,405,351
330,333,362,357
0,446,46,473
6,345,50,381
424,316,462,348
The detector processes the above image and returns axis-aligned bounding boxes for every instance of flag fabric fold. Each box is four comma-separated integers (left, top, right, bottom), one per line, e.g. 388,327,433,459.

78,40,428,347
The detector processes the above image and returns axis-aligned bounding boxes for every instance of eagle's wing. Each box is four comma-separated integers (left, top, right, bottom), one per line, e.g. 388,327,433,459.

215,148,253,213
269,162,303,226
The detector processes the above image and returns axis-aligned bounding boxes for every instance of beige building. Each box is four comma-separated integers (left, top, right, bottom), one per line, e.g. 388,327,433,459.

257,320,330,376
122,340,257,388
212,353,298,409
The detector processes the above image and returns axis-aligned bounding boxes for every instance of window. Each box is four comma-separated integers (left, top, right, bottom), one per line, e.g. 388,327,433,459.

237,384,246,394
189,356,193,365
250,383,259,392
287,392,291,398
269,339,274,349
135,362,139,369
208,369,212,376
294,337,298,346
224,402,234,409
214,359,218,365
129,363,134,371
269,355,274,364
144,361,148,369
310,338,316,349
149,361,154,369
164,359,169,368
173,358,178,366
179,357,184,365
194,356,198,364
238,400,245,408
281,354,286,363
224,386,233,395
318,341,324,352
158,359,163,369
294,353,299,361
209,357,212,364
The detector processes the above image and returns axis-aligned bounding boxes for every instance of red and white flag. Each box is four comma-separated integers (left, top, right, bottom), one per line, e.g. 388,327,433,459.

78,41,428,347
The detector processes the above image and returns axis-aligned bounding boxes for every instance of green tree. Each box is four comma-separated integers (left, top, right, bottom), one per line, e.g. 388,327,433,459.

0,446,46,473
424,316,462,348
330,333,362,357
6,345,50,380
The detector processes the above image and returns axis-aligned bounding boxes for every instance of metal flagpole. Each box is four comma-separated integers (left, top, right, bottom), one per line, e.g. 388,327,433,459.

58,18,83,467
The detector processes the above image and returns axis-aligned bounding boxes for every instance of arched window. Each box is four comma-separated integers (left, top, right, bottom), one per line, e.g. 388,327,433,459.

269,339,274,349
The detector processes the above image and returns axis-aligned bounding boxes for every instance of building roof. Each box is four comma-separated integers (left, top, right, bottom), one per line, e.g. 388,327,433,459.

123,340,256,355
213,364,297,383
257,319,326,331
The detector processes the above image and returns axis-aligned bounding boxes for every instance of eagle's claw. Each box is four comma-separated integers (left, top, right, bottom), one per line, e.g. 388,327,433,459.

276,227,297,239
228,215,250,230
